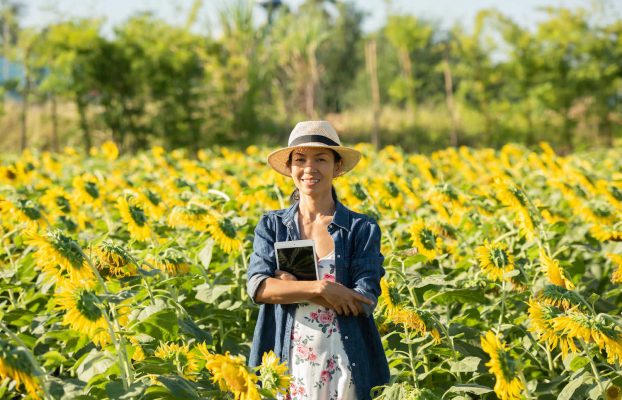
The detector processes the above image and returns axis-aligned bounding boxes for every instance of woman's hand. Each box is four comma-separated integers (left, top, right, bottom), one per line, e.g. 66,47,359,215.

274,270,297,281
316,280,374,317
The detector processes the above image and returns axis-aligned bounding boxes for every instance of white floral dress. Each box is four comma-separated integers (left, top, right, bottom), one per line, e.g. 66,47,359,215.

284,250,356,400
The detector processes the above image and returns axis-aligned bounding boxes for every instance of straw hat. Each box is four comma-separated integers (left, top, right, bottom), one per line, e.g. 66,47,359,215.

267,121,361,177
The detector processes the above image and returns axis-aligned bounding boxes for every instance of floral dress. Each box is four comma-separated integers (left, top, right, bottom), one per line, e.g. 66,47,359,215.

284,249,356,400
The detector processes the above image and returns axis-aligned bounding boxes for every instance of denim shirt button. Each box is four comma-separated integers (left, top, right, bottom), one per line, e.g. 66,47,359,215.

344,335,348,339
352,362,356,367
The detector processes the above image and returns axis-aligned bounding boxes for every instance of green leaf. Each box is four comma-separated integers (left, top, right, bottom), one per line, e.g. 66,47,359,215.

446,384,493,395
41,350,68,368
74,349,116,383
133,309,179,341
156,375,201,400
179,316,212,344
413,274,453,288
195,283,231,304
558,372,589,400
424,288,486,305
198,239,214,270
449,356,481,373
569,356,590,372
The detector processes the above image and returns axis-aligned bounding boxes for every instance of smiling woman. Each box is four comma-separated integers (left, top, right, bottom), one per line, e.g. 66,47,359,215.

246,121,389,400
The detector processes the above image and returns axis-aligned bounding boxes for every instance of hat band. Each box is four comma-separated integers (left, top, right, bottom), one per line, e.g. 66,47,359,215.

289,135,339,147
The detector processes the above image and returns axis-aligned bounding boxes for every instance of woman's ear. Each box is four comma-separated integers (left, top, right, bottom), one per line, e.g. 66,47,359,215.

334,159,343,176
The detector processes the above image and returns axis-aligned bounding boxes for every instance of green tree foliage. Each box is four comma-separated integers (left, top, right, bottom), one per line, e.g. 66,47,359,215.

3,1,621,153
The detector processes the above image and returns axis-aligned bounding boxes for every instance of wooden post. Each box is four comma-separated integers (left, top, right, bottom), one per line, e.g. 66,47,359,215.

443,47,459,147
365,39,381,150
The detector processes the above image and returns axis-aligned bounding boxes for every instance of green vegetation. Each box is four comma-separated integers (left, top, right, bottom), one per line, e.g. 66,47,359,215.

0,0,620,153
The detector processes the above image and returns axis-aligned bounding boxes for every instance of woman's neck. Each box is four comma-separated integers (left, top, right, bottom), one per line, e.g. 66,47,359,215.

298,193,335,222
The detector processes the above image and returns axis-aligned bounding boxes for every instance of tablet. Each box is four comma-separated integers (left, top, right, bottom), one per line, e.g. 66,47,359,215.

274,240,319,281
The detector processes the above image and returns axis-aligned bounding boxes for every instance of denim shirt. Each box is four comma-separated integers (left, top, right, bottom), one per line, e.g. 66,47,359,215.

246,198,390,399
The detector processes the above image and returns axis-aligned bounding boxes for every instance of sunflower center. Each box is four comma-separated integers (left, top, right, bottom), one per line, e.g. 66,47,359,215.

352,182,367,200
385,182,399,198
497,349,518,381
129,204,147,226
59,216,78,232
610,186,622,201
145,190,161,206
490,248,509,268
84,181,99,199
589,200,613,218
76,289,102,321
18,199,42,220
0,339,33,373
56,196,71,213
219,219,237,239
419,229,436,250
51,232,86,269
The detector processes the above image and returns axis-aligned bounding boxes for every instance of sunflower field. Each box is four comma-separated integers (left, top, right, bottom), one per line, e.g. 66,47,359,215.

0,142,621,400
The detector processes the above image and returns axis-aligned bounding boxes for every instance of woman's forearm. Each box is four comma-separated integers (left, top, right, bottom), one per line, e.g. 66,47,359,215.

254,277,322,304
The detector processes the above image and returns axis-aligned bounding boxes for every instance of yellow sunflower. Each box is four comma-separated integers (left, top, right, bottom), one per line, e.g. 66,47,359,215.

258,351,290,397
72,174,104,208
590,225,622,242
480,331,524,400
206,214,242,254
389,307,441,344
92,241,136,278
409,220,443,261
55,278,110,347
25,229,93,281
154,342,202,381
527,299,579,358
0,339,41,399
201,350,260,400
0,197,45,229
475,240,515,282
606,253,622,284
167,201,210,231
143,248,189,276
117,195,151,241
539,249,574,289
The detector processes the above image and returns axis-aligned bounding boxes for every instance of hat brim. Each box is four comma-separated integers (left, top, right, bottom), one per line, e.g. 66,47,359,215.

267,143,361,177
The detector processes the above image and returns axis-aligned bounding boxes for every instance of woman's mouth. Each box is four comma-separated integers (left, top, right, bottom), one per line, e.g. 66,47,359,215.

302,178,319,184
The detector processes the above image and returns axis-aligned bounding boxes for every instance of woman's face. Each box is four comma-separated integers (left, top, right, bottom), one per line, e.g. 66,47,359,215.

288,147,342,198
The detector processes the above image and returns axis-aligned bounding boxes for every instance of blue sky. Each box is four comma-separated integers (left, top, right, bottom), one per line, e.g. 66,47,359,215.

22,0,621,35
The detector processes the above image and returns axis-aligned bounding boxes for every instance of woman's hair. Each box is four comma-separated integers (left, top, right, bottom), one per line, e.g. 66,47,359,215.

286,149,342,205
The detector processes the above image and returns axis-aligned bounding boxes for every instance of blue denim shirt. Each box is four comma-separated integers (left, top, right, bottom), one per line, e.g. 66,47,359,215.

246,198,390,399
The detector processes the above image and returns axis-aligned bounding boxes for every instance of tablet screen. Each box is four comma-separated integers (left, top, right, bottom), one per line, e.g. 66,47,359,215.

276,245,317,281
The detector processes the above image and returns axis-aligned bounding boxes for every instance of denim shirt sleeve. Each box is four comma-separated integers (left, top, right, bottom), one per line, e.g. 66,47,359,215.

246,213,277,304
351,218,385,317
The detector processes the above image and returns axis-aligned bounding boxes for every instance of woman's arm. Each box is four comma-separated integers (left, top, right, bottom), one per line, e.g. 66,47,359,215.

257,271,373,316
349,218,385,317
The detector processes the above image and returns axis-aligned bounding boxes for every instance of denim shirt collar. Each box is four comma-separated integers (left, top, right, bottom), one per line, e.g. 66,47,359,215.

280,190,350,232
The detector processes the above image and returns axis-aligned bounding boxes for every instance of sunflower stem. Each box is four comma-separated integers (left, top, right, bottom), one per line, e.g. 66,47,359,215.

582,342,606,397
404,326,419,389
496,280,506,333
518,371,533,399
76,244,134,389
0,321,53,400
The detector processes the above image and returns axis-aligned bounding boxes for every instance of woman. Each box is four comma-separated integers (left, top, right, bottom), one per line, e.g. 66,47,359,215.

247,121,389,399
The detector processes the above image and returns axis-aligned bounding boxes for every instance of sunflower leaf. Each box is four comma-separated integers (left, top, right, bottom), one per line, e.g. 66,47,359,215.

446,384,493,395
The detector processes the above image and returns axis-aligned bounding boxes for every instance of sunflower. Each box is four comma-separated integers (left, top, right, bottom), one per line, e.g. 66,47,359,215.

493,181,538,240
117,195,151,241
201,350,260,400
101,140,119,161
154,342,202,381
25,229,93,281
480,331,524,400
389,307,441,344
144,248,189,276
0,338,41,399
258,351,290,397
206,214,242,254
0,197,45,229
72,174,104,208
380,278,401,318
167,201,210,231
537,285,583,311
409,220,443,261
606,253,622,284
129,337,145,362
55,278,110,347
539,249,574,289
590,225,622,242
92,241,136,278
475,240,515,282
527,299,579,358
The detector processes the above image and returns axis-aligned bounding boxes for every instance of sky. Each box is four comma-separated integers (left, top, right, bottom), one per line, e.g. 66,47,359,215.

21,0,622,35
